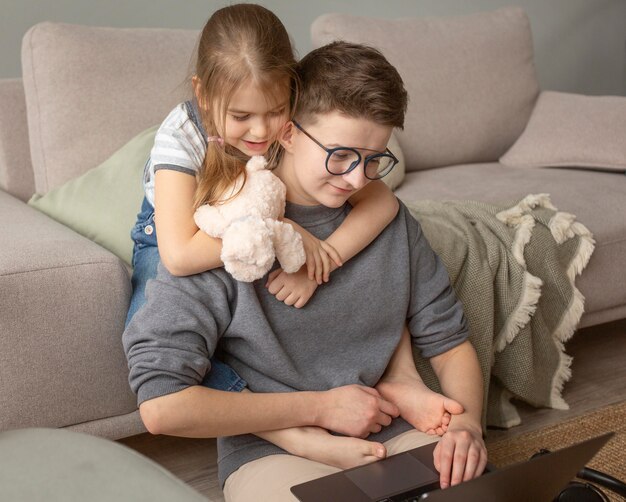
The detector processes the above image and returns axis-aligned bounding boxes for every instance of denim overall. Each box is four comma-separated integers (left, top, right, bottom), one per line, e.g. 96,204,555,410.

125,105,246,392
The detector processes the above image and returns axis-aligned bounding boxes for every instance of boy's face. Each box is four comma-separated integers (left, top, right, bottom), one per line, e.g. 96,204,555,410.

279,112,393,207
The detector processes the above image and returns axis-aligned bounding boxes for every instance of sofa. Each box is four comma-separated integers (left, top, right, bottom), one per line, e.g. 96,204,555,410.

1,2,625,459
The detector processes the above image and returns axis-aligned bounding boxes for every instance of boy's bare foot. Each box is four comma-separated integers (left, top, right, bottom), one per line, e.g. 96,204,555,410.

376,376,464,435
258,426,386,469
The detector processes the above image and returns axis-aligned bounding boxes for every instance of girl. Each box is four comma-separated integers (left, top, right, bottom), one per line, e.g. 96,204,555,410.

126,3,460,469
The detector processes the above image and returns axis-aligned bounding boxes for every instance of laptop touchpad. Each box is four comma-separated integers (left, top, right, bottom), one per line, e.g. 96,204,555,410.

345,453,439,500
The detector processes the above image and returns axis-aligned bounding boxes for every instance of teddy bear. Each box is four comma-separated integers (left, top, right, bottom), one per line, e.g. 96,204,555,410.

194,155,306,282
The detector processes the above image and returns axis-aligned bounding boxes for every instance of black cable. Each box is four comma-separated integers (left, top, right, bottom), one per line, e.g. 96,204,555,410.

577,467,626,499
530,448,626,499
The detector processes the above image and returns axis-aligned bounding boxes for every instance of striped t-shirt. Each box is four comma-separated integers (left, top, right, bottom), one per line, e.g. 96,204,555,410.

143,100,207,207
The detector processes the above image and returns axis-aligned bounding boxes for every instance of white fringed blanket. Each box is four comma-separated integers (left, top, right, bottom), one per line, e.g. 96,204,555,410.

405,194,595,428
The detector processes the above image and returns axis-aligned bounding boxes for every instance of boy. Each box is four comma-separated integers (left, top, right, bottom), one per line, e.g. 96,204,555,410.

124,41,487,501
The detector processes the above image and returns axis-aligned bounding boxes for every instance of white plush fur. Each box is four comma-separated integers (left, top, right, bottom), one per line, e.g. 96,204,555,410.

194,156,305,282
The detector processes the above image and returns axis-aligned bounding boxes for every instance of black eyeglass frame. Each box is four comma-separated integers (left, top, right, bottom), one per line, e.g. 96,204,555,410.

292,121,399,180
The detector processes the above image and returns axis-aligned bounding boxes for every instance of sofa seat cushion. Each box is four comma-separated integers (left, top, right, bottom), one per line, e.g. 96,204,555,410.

312,7,539,171
21,22,198,194
395,163,626,316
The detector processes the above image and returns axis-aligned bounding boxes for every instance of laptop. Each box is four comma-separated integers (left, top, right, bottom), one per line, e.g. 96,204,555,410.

291,432,614,502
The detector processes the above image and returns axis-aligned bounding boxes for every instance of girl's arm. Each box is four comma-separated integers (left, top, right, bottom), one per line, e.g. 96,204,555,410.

266,181,398,308
327,180,399,269
154,169,223,276
286,180,398,281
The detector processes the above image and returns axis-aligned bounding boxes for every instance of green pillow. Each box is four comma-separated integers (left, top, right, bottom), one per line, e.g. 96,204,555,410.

28,126,158,265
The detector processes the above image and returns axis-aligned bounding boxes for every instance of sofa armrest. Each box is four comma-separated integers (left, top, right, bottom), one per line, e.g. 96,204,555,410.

0,189,138,431
0,79,35,202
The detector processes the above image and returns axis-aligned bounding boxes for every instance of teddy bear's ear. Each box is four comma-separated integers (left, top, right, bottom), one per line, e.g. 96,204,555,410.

278,121,296,152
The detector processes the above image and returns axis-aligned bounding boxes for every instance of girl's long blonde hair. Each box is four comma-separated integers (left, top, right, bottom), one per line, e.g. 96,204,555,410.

192,4,298,208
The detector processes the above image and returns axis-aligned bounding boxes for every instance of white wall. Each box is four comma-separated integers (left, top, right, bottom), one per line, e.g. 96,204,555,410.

1,0,625,95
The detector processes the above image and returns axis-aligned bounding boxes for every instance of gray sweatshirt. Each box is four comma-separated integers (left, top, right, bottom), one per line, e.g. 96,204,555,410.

123,200,468,485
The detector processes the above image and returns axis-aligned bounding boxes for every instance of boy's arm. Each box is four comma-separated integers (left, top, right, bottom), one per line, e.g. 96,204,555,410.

139,383,399,439
154,169,224,276
328,180,399,266
404,211,486,486
429,341,487,488
124,269,399,439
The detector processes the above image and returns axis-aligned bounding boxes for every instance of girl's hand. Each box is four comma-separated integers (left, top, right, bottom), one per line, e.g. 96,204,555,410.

305,237,342,285
284,218,342,284
266,267,318,308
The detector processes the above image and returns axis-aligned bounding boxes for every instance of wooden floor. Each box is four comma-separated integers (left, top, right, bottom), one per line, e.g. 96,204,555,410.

119,318,626,500
487,318,626,440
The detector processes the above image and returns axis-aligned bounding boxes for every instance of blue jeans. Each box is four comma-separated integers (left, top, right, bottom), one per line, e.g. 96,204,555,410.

126,196,246,392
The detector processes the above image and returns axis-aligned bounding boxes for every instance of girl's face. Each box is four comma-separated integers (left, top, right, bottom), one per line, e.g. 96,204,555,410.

217,79,290,157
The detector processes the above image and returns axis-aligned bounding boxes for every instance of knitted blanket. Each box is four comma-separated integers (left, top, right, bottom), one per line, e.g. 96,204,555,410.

404,194,595,429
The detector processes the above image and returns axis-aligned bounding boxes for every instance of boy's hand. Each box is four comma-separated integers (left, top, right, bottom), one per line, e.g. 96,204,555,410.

266,267,319,308
316,385,400,438
432,415,488,489
284,217,342,284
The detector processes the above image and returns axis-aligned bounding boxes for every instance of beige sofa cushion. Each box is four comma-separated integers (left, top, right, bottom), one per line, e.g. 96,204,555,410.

0,79,34,202
311,7,540,172
21,22,198,194
501,91,626,172
0,189,137,432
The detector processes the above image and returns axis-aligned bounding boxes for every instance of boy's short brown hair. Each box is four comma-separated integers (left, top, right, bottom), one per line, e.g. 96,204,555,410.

294,41,408,129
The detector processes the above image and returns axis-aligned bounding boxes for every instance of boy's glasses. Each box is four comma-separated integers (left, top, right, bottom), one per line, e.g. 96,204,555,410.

293,121,398,180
